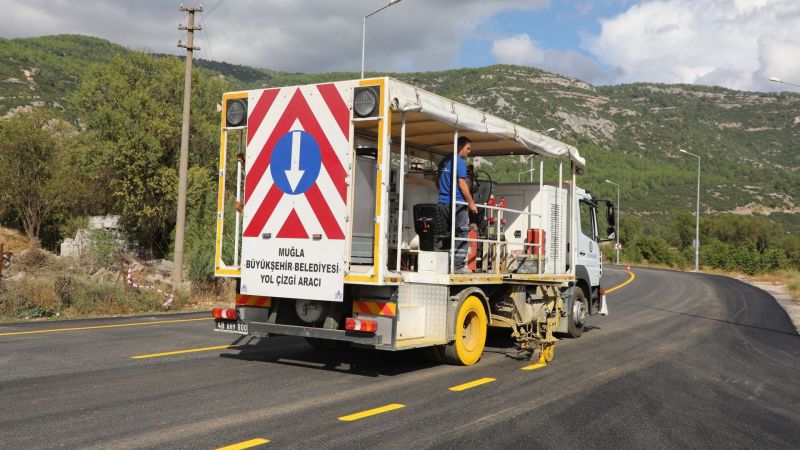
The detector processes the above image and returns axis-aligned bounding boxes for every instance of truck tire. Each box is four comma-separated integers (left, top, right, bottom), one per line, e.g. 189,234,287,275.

566,287,587,338
442,295,487,365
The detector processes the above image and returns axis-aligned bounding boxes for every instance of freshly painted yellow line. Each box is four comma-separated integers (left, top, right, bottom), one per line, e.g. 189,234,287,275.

449,377,496,392
0,317,212,337
605,269,636,294
216,438,270,450
521,362,547,371
338,403,405,422
131,344,239,359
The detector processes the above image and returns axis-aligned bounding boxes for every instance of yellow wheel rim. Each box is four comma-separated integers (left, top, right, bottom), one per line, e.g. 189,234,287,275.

454,296,487,365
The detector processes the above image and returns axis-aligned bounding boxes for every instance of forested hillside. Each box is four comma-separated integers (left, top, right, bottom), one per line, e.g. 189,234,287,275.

1,34,798,275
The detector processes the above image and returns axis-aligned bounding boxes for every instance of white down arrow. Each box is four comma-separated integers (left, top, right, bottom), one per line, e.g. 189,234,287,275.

285,131,305,192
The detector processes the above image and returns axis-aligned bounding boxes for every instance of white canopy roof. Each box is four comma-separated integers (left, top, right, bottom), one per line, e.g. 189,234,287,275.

386,78,585,167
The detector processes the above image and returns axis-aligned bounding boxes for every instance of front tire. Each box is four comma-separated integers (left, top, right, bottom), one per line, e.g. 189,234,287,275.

566,287,587,338
442,295,488,365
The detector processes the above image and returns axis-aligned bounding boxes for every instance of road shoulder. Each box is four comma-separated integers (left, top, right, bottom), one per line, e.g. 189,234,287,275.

737,278,800,334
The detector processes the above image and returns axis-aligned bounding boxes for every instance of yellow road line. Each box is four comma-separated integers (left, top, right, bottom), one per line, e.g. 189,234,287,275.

338,403,405,422
131,344,239,359
605,269,636,294
521,362,547,371
216,438,270,450
449,377,496,392
0,317,212,337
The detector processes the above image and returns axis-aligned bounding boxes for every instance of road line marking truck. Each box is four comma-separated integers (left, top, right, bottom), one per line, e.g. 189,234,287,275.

212,77,615,365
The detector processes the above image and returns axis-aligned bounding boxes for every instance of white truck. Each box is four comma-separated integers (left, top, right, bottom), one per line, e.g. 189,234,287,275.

212,77,615,365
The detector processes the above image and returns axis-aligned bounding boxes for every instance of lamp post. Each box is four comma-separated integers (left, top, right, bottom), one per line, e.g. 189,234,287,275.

604,179,620,264
680,149,701,272
361,0,402,79
518,128,556,182
769,77,800,88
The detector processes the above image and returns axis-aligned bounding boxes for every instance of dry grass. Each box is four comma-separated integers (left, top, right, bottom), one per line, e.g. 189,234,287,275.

0,225,239,323
744,270,800,303
0,226,31,255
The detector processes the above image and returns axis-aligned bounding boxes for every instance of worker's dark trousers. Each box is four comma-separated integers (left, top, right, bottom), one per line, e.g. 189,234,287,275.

440,204,469,270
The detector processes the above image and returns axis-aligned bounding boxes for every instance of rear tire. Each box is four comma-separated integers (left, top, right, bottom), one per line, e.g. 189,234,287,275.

442,295,488,365
566,287,587,338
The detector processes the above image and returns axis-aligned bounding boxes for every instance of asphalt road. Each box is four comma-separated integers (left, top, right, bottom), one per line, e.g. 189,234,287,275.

1,267,798,449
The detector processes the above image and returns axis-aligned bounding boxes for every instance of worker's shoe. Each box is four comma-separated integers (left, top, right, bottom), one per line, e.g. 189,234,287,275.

455,267,473,274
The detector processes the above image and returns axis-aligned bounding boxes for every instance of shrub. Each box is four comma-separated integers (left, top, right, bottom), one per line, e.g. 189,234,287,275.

625,236,678,267
761,248,788,272
702,240,735,271
734,245,761,275
88,229,119,268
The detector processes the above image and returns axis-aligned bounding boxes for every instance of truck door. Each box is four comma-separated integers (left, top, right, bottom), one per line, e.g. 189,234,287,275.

577,197,601,287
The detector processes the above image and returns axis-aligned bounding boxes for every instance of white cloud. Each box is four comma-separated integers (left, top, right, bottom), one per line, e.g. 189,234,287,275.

491,34,544,66
491,33,621,85
0,0,547,73
585,0,800,91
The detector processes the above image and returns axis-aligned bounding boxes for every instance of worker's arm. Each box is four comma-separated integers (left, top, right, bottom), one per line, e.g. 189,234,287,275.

458,177,478,214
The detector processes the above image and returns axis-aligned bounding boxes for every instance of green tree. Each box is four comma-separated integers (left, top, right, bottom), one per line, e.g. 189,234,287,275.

0,109,76,243
668,211,695,249
70,52,225,256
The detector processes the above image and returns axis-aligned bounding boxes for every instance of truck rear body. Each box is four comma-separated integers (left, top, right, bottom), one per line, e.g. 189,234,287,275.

213,78,612,364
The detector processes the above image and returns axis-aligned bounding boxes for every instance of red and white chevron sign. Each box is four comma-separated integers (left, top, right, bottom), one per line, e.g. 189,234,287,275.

240,82,353,302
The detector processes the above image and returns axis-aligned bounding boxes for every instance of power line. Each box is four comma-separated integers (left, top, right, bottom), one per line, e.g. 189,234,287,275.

204,0,228,18
198,11,214,62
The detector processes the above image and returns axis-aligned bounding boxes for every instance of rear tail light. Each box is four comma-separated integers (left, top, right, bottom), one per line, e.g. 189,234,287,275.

212,307,238,320
346,317,377,333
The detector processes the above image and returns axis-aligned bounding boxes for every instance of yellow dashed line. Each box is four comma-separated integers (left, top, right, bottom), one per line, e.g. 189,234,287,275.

605,269,636,294
449,377,496,392
338,403,405,422
521,362,547,371
131,345,239,359
216,438,270,450
0,317,212,337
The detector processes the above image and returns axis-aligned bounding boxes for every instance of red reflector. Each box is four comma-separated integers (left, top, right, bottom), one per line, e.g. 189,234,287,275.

346,317,377,333
212,307,238,320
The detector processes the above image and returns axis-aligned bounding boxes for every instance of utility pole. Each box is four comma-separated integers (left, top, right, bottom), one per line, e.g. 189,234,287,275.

680,149,701,272
173,4,202,286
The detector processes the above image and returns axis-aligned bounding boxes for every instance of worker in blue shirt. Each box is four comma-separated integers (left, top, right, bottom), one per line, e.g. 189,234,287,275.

439,136,478,274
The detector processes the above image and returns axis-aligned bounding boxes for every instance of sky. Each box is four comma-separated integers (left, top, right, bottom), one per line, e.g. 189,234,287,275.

1,0,799,92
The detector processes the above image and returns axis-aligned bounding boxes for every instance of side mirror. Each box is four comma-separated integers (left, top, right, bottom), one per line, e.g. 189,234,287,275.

605,201,617,240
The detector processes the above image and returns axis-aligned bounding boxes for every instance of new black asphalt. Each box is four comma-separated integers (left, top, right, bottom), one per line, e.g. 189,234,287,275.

0,267,798,449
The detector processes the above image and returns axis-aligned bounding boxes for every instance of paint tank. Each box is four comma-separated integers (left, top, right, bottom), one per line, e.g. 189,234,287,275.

401,174,438,250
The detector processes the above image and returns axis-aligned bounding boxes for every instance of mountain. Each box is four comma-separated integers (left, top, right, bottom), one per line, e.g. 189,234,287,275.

2,34,798,235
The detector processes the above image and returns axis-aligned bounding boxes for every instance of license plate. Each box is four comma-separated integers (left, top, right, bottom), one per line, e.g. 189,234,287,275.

215,319,248,335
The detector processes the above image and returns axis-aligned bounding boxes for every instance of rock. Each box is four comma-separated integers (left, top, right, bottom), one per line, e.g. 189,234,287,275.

151,259,174,274
8,272,24,282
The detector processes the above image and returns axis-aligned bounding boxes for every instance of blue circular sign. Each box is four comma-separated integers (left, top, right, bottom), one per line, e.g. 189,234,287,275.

269,130,322,195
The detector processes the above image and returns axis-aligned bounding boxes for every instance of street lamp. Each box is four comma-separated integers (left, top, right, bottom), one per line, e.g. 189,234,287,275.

361,0,402,79
604,179,620,264
769,77,800,88
518,128,556,182
680,149,701,272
